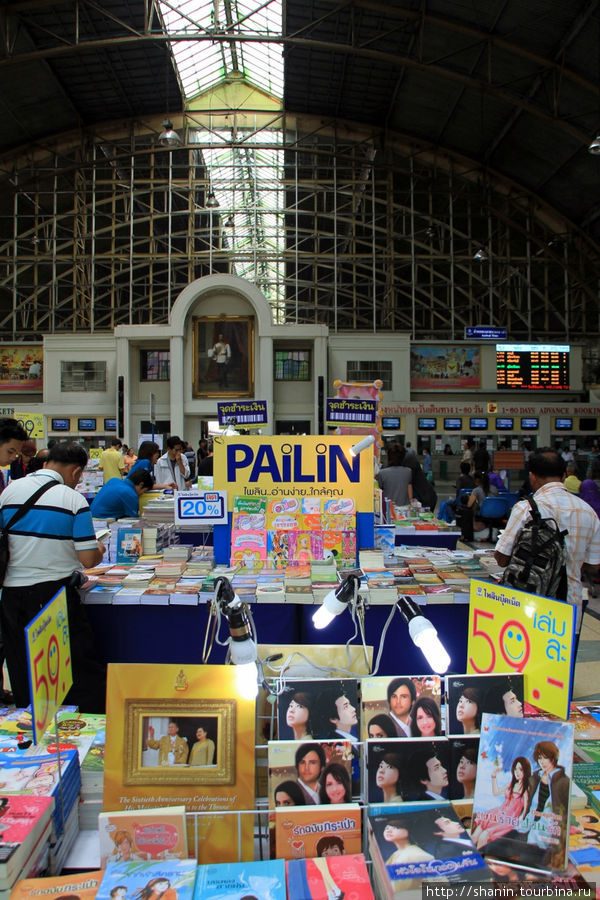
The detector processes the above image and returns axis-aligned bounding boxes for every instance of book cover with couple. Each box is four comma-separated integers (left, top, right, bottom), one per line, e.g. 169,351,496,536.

368,802,492,898
470,712,574,873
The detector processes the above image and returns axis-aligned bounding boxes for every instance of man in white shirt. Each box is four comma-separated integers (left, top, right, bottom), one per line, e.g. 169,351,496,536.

209,333,231,388
495,449,600,637
387,677,416,737
154,435,191,492
294,743,326,804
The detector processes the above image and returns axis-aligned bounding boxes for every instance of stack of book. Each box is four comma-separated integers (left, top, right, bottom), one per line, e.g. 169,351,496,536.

0,796,54,895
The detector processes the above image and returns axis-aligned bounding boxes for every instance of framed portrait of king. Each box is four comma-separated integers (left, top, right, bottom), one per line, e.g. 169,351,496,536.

193,315,254,398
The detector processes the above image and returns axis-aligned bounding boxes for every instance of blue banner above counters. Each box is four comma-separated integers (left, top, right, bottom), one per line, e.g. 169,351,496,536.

326,397,378,425
465,326,508,340
217,399,268,428
213,435,375,512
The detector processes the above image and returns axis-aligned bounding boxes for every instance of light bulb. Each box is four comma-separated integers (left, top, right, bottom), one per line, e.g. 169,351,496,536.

408,616,451,674
311,575,360,629
234,661,259,699
349,434,375,457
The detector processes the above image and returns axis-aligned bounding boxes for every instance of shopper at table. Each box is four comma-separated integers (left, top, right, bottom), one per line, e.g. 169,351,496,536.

90,469,153,519
0,440,106,711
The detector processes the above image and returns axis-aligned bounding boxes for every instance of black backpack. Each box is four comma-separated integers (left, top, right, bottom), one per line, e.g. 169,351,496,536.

500,496,568,600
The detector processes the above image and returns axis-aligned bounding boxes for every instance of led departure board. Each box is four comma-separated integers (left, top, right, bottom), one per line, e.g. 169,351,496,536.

496,344,570,390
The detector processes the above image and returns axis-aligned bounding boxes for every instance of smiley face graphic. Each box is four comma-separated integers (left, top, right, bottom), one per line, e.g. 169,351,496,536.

499,620,530,672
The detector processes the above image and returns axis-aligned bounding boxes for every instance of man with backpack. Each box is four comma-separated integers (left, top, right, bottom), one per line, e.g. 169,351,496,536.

495,449,600,638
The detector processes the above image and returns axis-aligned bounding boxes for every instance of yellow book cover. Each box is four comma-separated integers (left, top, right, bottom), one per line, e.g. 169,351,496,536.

275,803,362,860
103,664,255,864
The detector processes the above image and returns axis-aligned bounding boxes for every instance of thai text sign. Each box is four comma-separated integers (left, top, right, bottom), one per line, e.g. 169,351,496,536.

467,578,575,719
217,400,267,428
326,398,378,425
214,435,374,511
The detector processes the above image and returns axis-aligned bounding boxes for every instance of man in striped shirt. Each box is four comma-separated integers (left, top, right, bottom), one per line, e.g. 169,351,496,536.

0,441,106,711
495,449,600,636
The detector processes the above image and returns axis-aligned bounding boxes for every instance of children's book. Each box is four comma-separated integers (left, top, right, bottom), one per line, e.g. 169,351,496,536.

286,853,374,900
360,674,442,741
368,802,492,899
268,740,354,809
276,679,359,742
193,858,286,899
95,859,198,900
0,795,53,886
445,673,524,736
471,712,574,873
98,806,188,867
366,738,450,805
274,802,361,860
9,869,104,900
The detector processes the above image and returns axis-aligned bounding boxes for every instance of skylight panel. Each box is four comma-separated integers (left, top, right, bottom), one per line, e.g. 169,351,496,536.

158,0,283,100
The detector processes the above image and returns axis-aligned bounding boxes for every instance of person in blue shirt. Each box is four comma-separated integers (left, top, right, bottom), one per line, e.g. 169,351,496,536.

90,469,153,519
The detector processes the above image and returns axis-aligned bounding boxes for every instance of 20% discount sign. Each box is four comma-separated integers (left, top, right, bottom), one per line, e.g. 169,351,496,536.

26,587,73,743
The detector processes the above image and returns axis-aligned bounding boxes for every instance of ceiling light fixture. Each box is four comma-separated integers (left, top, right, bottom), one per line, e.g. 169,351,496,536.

206,192,220,209
474,247,489,261
158,120,182,148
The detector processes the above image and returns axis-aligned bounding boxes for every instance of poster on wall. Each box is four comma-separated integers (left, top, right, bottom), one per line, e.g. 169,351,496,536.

410,345,480,389
0,346,43,391
193,316,254,398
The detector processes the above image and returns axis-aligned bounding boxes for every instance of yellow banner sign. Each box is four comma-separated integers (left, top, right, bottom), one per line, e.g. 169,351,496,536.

467,578,575,719
26,587,73,743
213,435,374,511
15,411,45,439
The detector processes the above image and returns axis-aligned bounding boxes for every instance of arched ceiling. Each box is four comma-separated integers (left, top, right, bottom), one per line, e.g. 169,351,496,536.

0,0,599,236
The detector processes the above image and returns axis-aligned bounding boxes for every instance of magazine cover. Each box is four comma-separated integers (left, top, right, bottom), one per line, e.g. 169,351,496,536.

366,738,450,804
193,858,285,900
445,674,524,737
274,803,361,861
360,675,442,741
96,860,198,900
286,853,374,900
0,795,53,882
471,712,574,873
276,679,359,742
268,740,353,808
98,806,188,867
368,802,492,895
447,736,479,802
9,870,104,900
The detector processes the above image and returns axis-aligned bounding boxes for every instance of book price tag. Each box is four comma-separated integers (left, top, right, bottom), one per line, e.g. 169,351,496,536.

467,577,574,719
26,586,73,743
174,490,228,526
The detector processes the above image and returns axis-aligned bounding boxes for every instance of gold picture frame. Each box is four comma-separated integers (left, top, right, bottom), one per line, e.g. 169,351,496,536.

193,315,254,398
123,698,236,786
